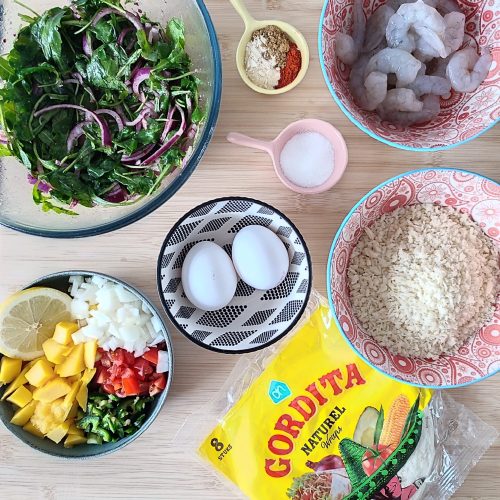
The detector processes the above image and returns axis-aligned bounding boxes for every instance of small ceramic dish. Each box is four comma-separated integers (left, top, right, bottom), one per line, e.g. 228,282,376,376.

0,271,173,459
227,119,348,194
230,0,309,94
328,168,500,388
157,197,312,353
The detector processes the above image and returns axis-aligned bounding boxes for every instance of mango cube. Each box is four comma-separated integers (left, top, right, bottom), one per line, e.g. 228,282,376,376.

10,400,37,426
64,434,87,448
23,421,44,438
25,359,54,388
84,340,98,369
42,339,72,364
68,423,84,437
67,401,79,420
0,357,23,384
56,344,85,378
81,368,96,387
33,378,71,403
76,384,88,411
7,385,33,407
63,380,80,409
46,420,70,444
1,360,37,401
53,322,79,345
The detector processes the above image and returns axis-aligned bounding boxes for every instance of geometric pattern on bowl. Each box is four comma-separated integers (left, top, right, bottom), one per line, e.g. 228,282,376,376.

319,0,500,151
157,197,312,353
328,168,500,387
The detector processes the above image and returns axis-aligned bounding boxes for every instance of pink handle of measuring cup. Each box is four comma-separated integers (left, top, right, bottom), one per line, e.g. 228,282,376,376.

226,132,273,154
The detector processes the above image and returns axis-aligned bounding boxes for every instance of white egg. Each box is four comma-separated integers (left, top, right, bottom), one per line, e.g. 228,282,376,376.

181,241,237,311
232,225,290,290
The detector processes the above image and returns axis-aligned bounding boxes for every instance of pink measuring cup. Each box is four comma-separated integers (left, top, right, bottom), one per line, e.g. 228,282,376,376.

227,119,348,194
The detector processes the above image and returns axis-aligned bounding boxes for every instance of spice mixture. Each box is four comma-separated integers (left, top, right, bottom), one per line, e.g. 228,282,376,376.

244,25,302,90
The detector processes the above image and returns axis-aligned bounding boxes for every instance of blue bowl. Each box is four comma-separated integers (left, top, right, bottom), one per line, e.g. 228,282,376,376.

0,0,222,237
0,271,174,458
318,0,500,151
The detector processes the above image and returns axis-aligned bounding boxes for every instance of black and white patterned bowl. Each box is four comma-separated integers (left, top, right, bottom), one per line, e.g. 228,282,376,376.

156,197,312,353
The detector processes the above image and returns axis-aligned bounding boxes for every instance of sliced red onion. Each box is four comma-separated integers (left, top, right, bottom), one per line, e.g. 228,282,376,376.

141,118,148,130
124,107,150,127
118,27,133,46
142,104,186,166
71,72,84,84
92,8,143,32
95,109,124,131
70,4,81,19
185,96,192,122
0,130,8,145
148,26,160,44
69,199,79,209
63,78,81,85
34,104,112,148
122,144,155,163
186,123,197,140
28,174,52,193
132,67,151,95
160,105,176,142
135,122,142,132
83,33,92,57
105,183,128,203
67,120,93,152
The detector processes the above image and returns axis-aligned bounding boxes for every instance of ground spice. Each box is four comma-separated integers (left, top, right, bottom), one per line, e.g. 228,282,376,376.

277,43,302,89
251,25,290,68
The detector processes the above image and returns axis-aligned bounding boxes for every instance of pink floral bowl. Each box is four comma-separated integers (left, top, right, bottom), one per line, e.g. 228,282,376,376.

327,168,500,388
319,0,500,151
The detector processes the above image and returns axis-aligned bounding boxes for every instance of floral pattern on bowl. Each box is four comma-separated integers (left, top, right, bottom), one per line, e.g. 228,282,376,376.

319,0,500,150
328,168,500,387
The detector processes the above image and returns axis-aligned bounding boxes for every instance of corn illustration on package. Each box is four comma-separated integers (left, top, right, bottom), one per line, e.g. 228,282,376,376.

198,300,433,500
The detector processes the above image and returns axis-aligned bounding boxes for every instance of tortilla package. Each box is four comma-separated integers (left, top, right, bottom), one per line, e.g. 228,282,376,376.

183,292,497,500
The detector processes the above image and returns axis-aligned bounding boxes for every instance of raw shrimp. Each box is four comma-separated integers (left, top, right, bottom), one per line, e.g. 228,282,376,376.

443,12,465,55
406,75,451,96
414,25,447,58
446,46,493,92
364,71,389,110
365,48,422,86
436,0,461,15
387,0,438,10
336,33,358,65
378,94,440,124
364,5,395,52
352,0,366,51
382,88,424,111
386,13,416,52
387,0,447,56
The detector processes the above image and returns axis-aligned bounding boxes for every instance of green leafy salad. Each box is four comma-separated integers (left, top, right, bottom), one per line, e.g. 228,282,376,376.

0,0,203,215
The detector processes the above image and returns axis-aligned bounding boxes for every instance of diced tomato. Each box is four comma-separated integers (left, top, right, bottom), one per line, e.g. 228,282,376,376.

100,356,111,368
122,376,141,396
103,383,115,394
96,367,109,385
142,348,159,365
121,367,135,379
110,349,126,365
123,350,136,365
149,373,167,396
134,358,154,378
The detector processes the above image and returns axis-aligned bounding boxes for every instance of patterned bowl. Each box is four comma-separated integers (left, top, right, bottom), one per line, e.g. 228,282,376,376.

157,197,312,354
327,168,500,388
318,0,500,151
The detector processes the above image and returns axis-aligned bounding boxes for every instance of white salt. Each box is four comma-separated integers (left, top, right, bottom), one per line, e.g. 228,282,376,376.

279,132,334,188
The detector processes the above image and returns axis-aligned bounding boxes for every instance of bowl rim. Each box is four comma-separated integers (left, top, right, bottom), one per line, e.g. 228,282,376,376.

326,167,500,389
317,1,500,152
0,0,222,239
156,195,313,354
0,270,174,459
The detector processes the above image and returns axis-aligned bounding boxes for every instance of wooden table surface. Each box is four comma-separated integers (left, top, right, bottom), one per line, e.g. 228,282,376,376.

0,1,498,498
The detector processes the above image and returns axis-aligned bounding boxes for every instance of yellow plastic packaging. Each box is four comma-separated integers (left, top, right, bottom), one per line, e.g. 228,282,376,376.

198,295,432,499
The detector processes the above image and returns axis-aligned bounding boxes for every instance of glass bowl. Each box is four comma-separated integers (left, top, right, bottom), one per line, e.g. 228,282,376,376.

0,0,221,237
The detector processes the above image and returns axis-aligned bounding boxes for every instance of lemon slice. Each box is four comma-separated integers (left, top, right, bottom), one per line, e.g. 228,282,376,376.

0,288,73,360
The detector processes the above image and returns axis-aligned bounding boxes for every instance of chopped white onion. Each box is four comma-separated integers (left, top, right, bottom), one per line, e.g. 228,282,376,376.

156,350,169,373
68,275,165,356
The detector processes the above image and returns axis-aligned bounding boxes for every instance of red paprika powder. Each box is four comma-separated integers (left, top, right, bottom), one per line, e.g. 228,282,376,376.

276,43,302,89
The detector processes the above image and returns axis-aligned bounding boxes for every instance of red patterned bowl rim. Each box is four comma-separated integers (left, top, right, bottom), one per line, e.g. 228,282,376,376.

326,167,500,388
